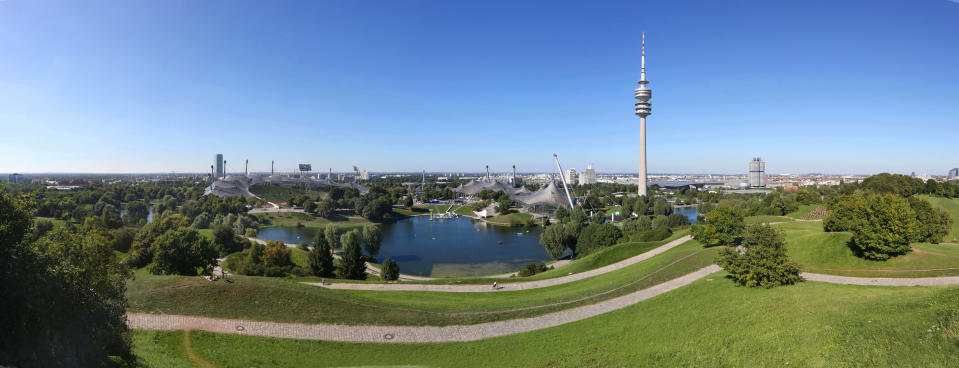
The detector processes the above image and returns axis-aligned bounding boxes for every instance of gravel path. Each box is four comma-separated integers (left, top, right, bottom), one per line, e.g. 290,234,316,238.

128,265,721,343
302,235,694,292
801,272,959,286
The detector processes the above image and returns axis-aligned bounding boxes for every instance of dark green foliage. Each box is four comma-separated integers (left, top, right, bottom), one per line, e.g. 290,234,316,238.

316,199,336,218
149,228,218,275
577,223,623,255
496,196,513,215
652,198,673,216
553,206,569,223
381,258,400,281
823,193,868,232
298,242,310,251
622,216,652,233
128,214,190,267
908,197,953,244
308,230,335,277
0,191,135,366
338,230,367,280
691,205,744,246
324,224,340,250
404,196,414,210
851,194,918,260
640,227,673,242
191,212,212,229
123,200,149,226
229,241,294,277
32,218,54,240
540,223,578,259
667,213,690,227
212,225,247,256
651,215,669,230
518,263,551,277
304,200,318,214
717,224,802,288
860,173,923,197
110,227,136,252
362,224,382,255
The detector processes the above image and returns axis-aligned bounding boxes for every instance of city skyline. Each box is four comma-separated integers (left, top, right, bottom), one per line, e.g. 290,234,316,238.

1,0,958,174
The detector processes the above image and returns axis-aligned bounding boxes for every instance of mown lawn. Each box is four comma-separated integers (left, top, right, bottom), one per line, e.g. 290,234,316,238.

125,238,717,326
744,215,794,225
253,211,370,230
134,277,959,367
781,220,959,277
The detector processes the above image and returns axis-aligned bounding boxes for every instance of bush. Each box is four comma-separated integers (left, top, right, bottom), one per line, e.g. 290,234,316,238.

717,224,802,288
851,194,918,260
381,258,400,281
229,241,294,277
297,241,310,251
110,227,136,252
518,263,551,277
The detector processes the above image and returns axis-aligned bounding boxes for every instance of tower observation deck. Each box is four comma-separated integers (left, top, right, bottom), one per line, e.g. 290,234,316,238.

634,32,652,196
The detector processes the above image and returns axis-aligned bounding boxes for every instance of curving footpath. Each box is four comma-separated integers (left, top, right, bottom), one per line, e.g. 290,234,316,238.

802,272,959,286
128,265,721,343
303,235,694,292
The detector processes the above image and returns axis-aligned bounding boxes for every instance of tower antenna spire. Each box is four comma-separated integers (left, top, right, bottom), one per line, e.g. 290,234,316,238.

641,31,646,81
634,31,652,197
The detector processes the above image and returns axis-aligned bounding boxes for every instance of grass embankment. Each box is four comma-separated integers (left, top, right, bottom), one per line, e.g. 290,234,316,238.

787,204,819,219
782,221,959,277
745,215,795,225
248,184,326,203
253,211,370,230
126,238,717,326
134,278,959,367
922,195,959,242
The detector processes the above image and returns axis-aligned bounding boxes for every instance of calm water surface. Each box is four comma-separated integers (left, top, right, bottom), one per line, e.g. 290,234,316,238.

257,216,550,277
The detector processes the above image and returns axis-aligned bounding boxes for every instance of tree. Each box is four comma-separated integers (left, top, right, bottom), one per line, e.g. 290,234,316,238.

381,258,400,281
851,194,918,260
316,199,336,218
150,228,218,275
191,212,212,229
0,191,135,366
404,195,414,210
261,241,293,276
123,200,149,226
691,205,744,246
338,229,366,280
553,206,570,223
304,200,318,214
717,224,803,288
323,224,340,250
823,193,868,232
496,196,513,215
129,214,190,267
212,225,245,255
361,224,383,255
308,230,334,277
908,197,952,244
652,198,673,216
540,223,577,259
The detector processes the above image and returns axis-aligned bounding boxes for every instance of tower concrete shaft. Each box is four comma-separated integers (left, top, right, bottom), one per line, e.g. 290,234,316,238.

634,32,652,197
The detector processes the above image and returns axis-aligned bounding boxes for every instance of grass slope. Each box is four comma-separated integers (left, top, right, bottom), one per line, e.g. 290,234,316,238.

126,238,717,326
134,278,959,367
782,221,959,277
254,211,370,230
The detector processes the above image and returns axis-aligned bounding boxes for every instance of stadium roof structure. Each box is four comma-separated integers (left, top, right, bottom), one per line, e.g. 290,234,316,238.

510,181,572,209
204,175,259,198
205,175,370,198
455,179,528,197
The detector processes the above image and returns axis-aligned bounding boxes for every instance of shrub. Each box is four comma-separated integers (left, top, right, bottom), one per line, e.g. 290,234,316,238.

717,224,802,288
851,194,918,260
381,258,400,281
110,227,136,252
518,263,551,277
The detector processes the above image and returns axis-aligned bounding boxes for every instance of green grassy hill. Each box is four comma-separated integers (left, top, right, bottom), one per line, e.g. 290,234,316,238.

134,278,959,367
921,195,959,242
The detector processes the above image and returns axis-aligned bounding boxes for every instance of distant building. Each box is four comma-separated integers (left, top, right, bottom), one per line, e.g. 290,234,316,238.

949,168,959,179
748,157,766,187
8,173,24,184
215,154,224,178
578,163,597,185
359,170,370,180
565,168,578,185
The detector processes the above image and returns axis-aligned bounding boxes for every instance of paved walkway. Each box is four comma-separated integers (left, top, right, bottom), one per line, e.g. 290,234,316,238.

303,235,694,292
802,272,959,286
128,265,721,343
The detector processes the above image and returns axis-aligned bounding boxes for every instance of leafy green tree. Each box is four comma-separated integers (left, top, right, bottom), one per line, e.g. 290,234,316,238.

381,258,400,281
308,230,335,277
404,195,414,210
540,223,578,259
717,224,802,288
691,205,744,246
851,194,918,260
823,192,868,232
323,224,340,250
338,229,366,280
553,206,570,222
651,215,669,230
496,196,513,215
129,214,190,267
908,197,952,244
123,200,149,226
361,224,383,255
304,200,318,214
652,198,673,216
316,199,336,218
191,212,212,229
150,228,218,275
110,227,136,252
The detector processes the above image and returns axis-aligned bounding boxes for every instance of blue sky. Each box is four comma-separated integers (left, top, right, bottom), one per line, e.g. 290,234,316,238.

1,0,957,175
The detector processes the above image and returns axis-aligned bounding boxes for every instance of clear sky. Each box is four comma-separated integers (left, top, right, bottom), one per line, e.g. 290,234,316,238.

1,0,957,175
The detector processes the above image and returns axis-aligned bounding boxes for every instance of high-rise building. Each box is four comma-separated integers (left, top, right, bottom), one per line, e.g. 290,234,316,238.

579,163,597,185
749,157,766,187
8,173,24,184
949,168,959,179
215,154,224,178
565,168,578,185
634,32,652,197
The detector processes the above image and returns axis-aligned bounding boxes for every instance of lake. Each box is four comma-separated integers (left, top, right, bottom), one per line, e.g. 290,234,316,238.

256,216,552,277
